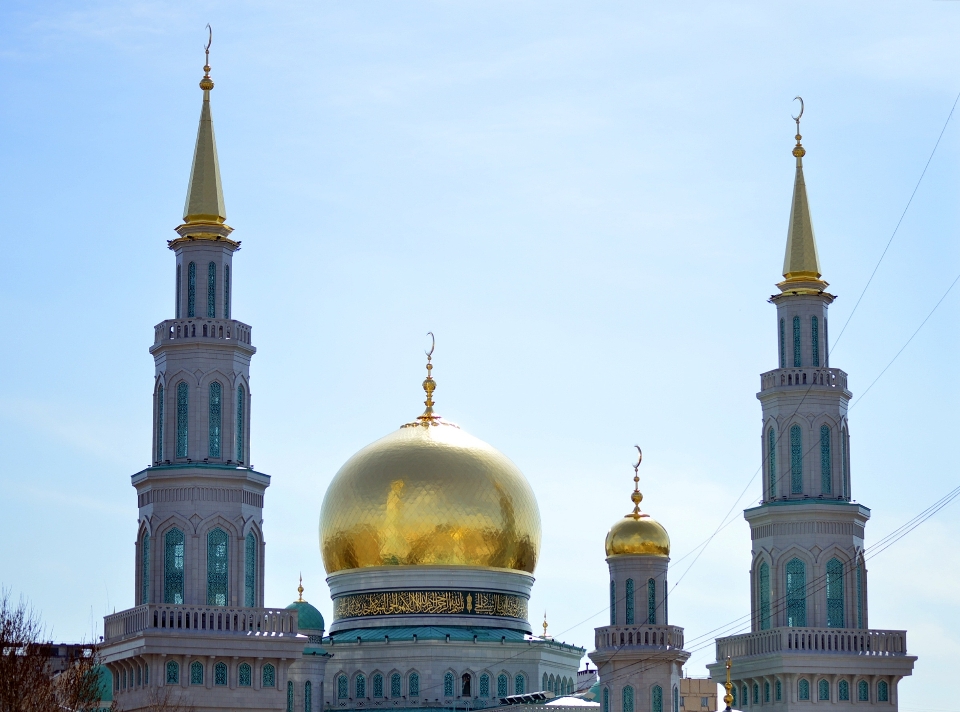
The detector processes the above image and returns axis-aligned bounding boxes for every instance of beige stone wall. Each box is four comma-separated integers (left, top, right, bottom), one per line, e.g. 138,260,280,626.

679,678,716,712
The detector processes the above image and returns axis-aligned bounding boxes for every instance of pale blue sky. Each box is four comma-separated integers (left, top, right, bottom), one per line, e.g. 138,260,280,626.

1,3,959,710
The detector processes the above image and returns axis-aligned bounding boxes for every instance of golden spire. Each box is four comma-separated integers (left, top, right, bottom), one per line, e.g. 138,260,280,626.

417,332,439,425
629,446,644,519
780,96,824,288
297,574,304,602
182,24,227,226
723,658,734,710
542,612,548,638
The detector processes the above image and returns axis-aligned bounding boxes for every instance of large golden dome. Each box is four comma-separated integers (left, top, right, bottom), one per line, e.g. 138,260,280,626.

319,420,541,575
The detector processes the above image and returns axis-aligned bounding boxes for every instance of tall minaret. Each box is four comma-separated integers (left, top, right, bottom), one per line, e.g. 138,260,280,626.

707,103,915,710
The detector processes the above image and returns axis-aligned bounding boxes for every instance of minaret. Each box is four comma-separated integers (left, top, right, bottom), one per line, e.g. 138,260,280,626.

706,102,915,709
590,449,689,712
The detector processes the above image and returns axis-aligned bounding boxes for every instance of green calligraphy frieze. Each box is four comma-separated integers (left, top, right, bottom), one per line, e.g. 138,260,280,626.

333,590,529,620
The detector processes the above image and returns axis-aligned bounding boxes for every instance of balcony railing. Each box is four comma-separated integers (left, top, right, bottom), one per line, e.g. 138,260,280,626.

595,625,684,650
104,604,297,642
759,368,847,393
153,318,252,347
716,627,907,661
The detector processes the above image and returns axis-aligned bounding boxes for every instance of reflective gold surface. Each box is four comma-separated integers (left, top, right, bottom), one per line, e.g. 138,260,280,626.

605,513,671,557
320,422,541,574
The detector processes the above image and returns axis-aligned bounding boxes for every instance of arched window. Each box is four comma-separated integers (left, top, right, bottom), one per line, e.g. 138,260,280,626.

236,385,245,462
758,562,770,630
753,683,759,704
841,430,848,498
779,318,785,368
373,674,383,698
207,528,228,605
156,385,164,462
609,580,616,625
625,578,635,624
176,382,189,458
497,674,507,698
856,562,864,628
775,679,781,701
663,579,669,624
305,680,312,712
224,265,230,319
673,686,679,712
263,664,276,688
878,681,888,702
163,528,184,604
858,680,869,702
337,675,348,699
141,532,150,604
245,531,257,607
444,672,454,697
741,686,747,707
176,264,182,319
462,673,471,697
624,686,636,712
187,262,196,317
811,316,820,366
207,262,217,318
515,674,525,695
287,681,294,712
648,685,658,712
785,558,806,626
239,663,251,687
818,679,829,701
190,661,203,685
767,427,776,499
209,381,222,458
479,674,489,698
790,424,803,493
215,661,227,686
647,578,656,624
838,680,849,701
731,687,736,707
166,661,179,685
820,424,832,494
798,679,809,701
409,673,420,698
602,688,609,712
826,558,844,627
793,315,801,367
543,673,549,692
355,674,366,698
764,682,770,703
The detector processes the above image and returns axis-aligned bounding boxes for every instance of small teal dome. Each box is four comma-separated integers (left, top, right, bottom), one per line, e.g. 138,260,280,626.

286,600,325,633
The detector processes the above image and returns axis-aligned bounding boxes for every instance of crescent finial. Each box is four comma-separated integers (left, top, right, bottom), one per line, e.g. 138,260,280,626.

425,331,435,359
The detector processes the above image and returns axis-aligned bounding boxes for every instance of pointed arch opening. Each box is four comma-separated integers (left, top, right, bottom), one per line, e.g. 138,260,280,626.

187,262,196,317
786,557,806,626
826,557,845,627
820,424,832,494
209,381,222,458
163,528,184,604
206,528,228,606
790,424,803,493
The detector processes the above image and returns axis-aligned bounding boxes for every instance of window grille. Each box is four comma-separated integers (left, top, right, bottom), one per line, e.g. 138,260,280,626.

209,381,222,458
141,533,150,604
188,262,196,317
648,685,658,712
207,528,228,605
793,315,801,367
624,686,636,712
731,687,736,707
224,265,230,319
625,578,634,624
239,663,251,687
820,424,831,493
176,265,182,318
245,531,257,606
444,673,454,697
779,318,785,368
355,675,366,699
287,681,294,712
166,661,179,685
603,688,609,712
759,562,770,630
878,681,888,702
856,563,863,628
812,316,820,366
764,682,770,703
305,681,312,712
263,664,276,688
163,528,184,604
609,580,615,624
818,680,829,701
207,262,216,318
410,673,420,698
647,578,656,624
673,686,679,712
337,675,347,699
767,427,776,499
190,661,203,685
785,558,806,626
790,425,803,493
176,382,189,458
741,686,747,706
826,558,844,627
374,674,384,698
236,385,245,462
842,432,849,498
215,662,227,686
753,684,759,704
479,674,489,698
838,680,849,701
858,680,868,702
515,675,525,695
156,385,164,462
775,680,781,701
798,680,809,701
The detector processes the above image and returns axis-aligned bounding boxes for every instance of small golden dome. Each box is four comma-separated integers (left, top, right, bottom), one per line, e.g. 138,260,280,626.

603,446,670,557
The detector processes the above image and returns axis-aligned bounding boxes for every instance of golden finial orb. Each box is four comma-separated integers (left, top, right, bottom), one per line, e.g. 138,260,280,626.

297,573,304,602
199,24,215,92
723,658,734,710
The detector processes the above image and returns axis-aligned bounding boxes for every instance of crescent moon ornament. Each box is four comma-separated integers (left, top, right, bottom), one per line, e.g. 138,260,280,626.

634,445,643,470
792,96,804,124
425,331,435,359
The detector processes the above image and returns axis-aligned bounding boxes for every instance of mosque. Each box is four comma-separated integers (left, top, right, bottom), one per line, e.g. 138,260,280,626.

98,48,917,712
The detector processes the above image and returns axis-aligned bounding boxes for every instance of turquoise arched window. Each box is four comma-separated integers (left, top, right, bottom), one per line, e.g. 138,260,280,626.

392,673,402,698
187,262,196,317
209,381,222,458
163,528,184,604
305,681,312,712
609,580,616,625
543,673,549,692
166,661,179,685
798,680,809,701
286,681,294,712
497,674,507,698
673,686,679,712
625,578,635,624
820,424,832,494
767,427,776,499
141,532,150,604
514,674,525,695
444,672,454,697
779,318,785,368
856,562,864,628
624,686,635,712
731,687,737,707
156,385,164,462
647,578,656,624
786,558,806,626
742,686,747,706
176,264,182,318
790,425,803,493
215,662,227,686
355,674,366,698
764,682,770,703
206,528,228,605
602,688,609,712
858,680,868,701
649,685,659,712
224,265,230,319
236,385,245,462
190,661,203,685
245,531,257,607
826,558,844,627
775,679,781,701
812,316,820,366
842,430,849,498
758,562,770,630
479,674,489,698
207,262,216,318
374,673,384,699
753,683,759,704
878,681,888,702
239,663,251,687
818,680,829,701
410,673,420,698
838,680,849,701
337,675,348,699
793,315,801,367
176,382,189,458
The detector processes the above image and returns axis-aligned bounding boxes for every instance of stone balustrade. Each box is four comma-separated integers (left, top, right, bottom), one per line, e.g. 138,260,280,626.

153,318,253,347
759,367,847,393
716,626,907,661
103,604,297,642
595,624,684,650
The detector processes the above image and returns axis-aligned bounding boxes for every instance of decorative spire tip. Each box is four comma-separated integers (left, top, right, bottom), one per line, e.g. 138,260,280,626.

297,573,304,602
723,657,734,710
417,332,439,425
629,445,644,518
200,24,215,92
792,96,805,158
